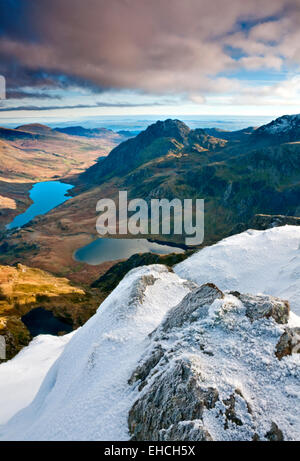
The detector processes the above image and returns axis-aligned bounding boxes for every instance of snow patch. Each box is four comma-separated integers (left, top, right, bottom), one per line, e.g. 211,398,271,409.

0,333,74,424
257,114,300,135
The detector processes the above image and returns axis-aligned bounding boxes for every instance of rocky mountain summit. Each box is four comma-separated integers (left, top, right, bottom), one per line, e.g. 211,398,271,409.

0,227,299,441
251,114,300,145
82,119,227,184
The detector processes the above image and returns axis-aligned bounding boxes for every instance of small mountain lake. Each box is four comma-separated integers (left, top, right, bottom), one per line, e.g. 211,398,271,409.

22,308,73,337
74,238,185,265
6,181,73,230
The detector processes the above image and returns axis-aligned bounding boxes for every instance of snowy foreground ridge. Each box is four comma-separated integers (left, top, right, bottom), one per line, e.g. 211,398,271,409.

175,225,300,316
0,226,299,441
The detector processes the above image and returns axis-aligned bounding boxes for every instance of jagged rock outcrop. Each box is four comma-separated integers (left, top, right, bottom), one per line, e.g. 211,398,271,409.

231,292,289,324
265,422,284,441
129,355,219,441
159,283,223,332
128,283,300,441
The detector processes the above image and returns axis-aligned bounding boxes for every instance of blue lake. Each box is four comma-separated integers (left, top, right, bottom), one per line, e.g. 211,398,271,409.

22,308,73,337
6,181,73,230
74,238,185,265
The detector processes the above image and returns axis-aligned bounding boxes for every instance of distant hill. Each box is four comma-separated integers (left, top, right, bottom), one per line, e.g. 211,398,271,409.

16,123,54,135
0,127,36,141
54,125,133,142
72,114,300,246
117,130,140,137
0,121,122,184
0,122,122,232
55,126,113,137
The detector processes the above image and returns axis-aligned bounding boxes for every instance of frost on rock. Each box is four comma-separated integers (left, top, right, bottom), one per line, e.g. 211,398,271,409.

128,355,219,441
128,284,300,441
160,283,223,332
231,292,290,324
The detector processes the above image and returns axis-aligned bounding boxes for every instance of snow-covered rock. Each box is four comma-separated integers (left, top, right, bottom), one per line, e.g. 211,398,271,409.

175,226,300,316
251,113,300,144
128,284,300,441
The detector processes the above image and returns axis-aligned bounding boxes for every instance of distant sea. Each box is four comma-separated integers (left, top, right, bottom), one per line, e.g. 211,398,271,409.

50,115,273,133
1,114,275,133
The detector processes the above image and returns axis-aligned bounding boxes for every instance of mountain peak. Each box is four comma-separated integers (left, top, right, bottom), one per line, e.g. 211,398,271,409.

81,118,228,185
82,119,192,183
143,119,190,143
253,114,300,142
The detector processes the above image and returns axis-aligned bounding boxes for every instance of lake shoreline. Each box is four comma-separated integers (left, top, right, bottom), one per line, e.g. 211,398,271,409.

6,181,74,231
74,237,185,266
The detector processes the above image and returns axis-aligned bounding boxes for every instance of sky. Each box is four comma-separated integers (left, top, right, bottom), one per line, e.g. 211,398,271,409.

0,0,300,124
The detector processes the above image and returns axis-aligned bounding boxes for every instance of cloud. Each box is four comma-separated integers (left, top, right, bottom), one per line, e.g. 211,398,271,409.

230,75,300,105
0,0,299,96
6,89,61,100
0,101,171,112
239,55,283,70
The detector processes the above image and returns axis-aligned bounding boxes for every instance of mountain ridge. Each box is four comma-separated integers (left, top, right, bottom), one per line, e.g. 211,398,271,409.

250,114,300,146
81,118,227,184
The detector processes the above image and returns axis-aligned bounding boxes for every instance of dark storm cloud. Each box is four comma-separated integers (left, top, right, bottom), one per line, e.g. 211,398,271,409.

0,0,299,94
